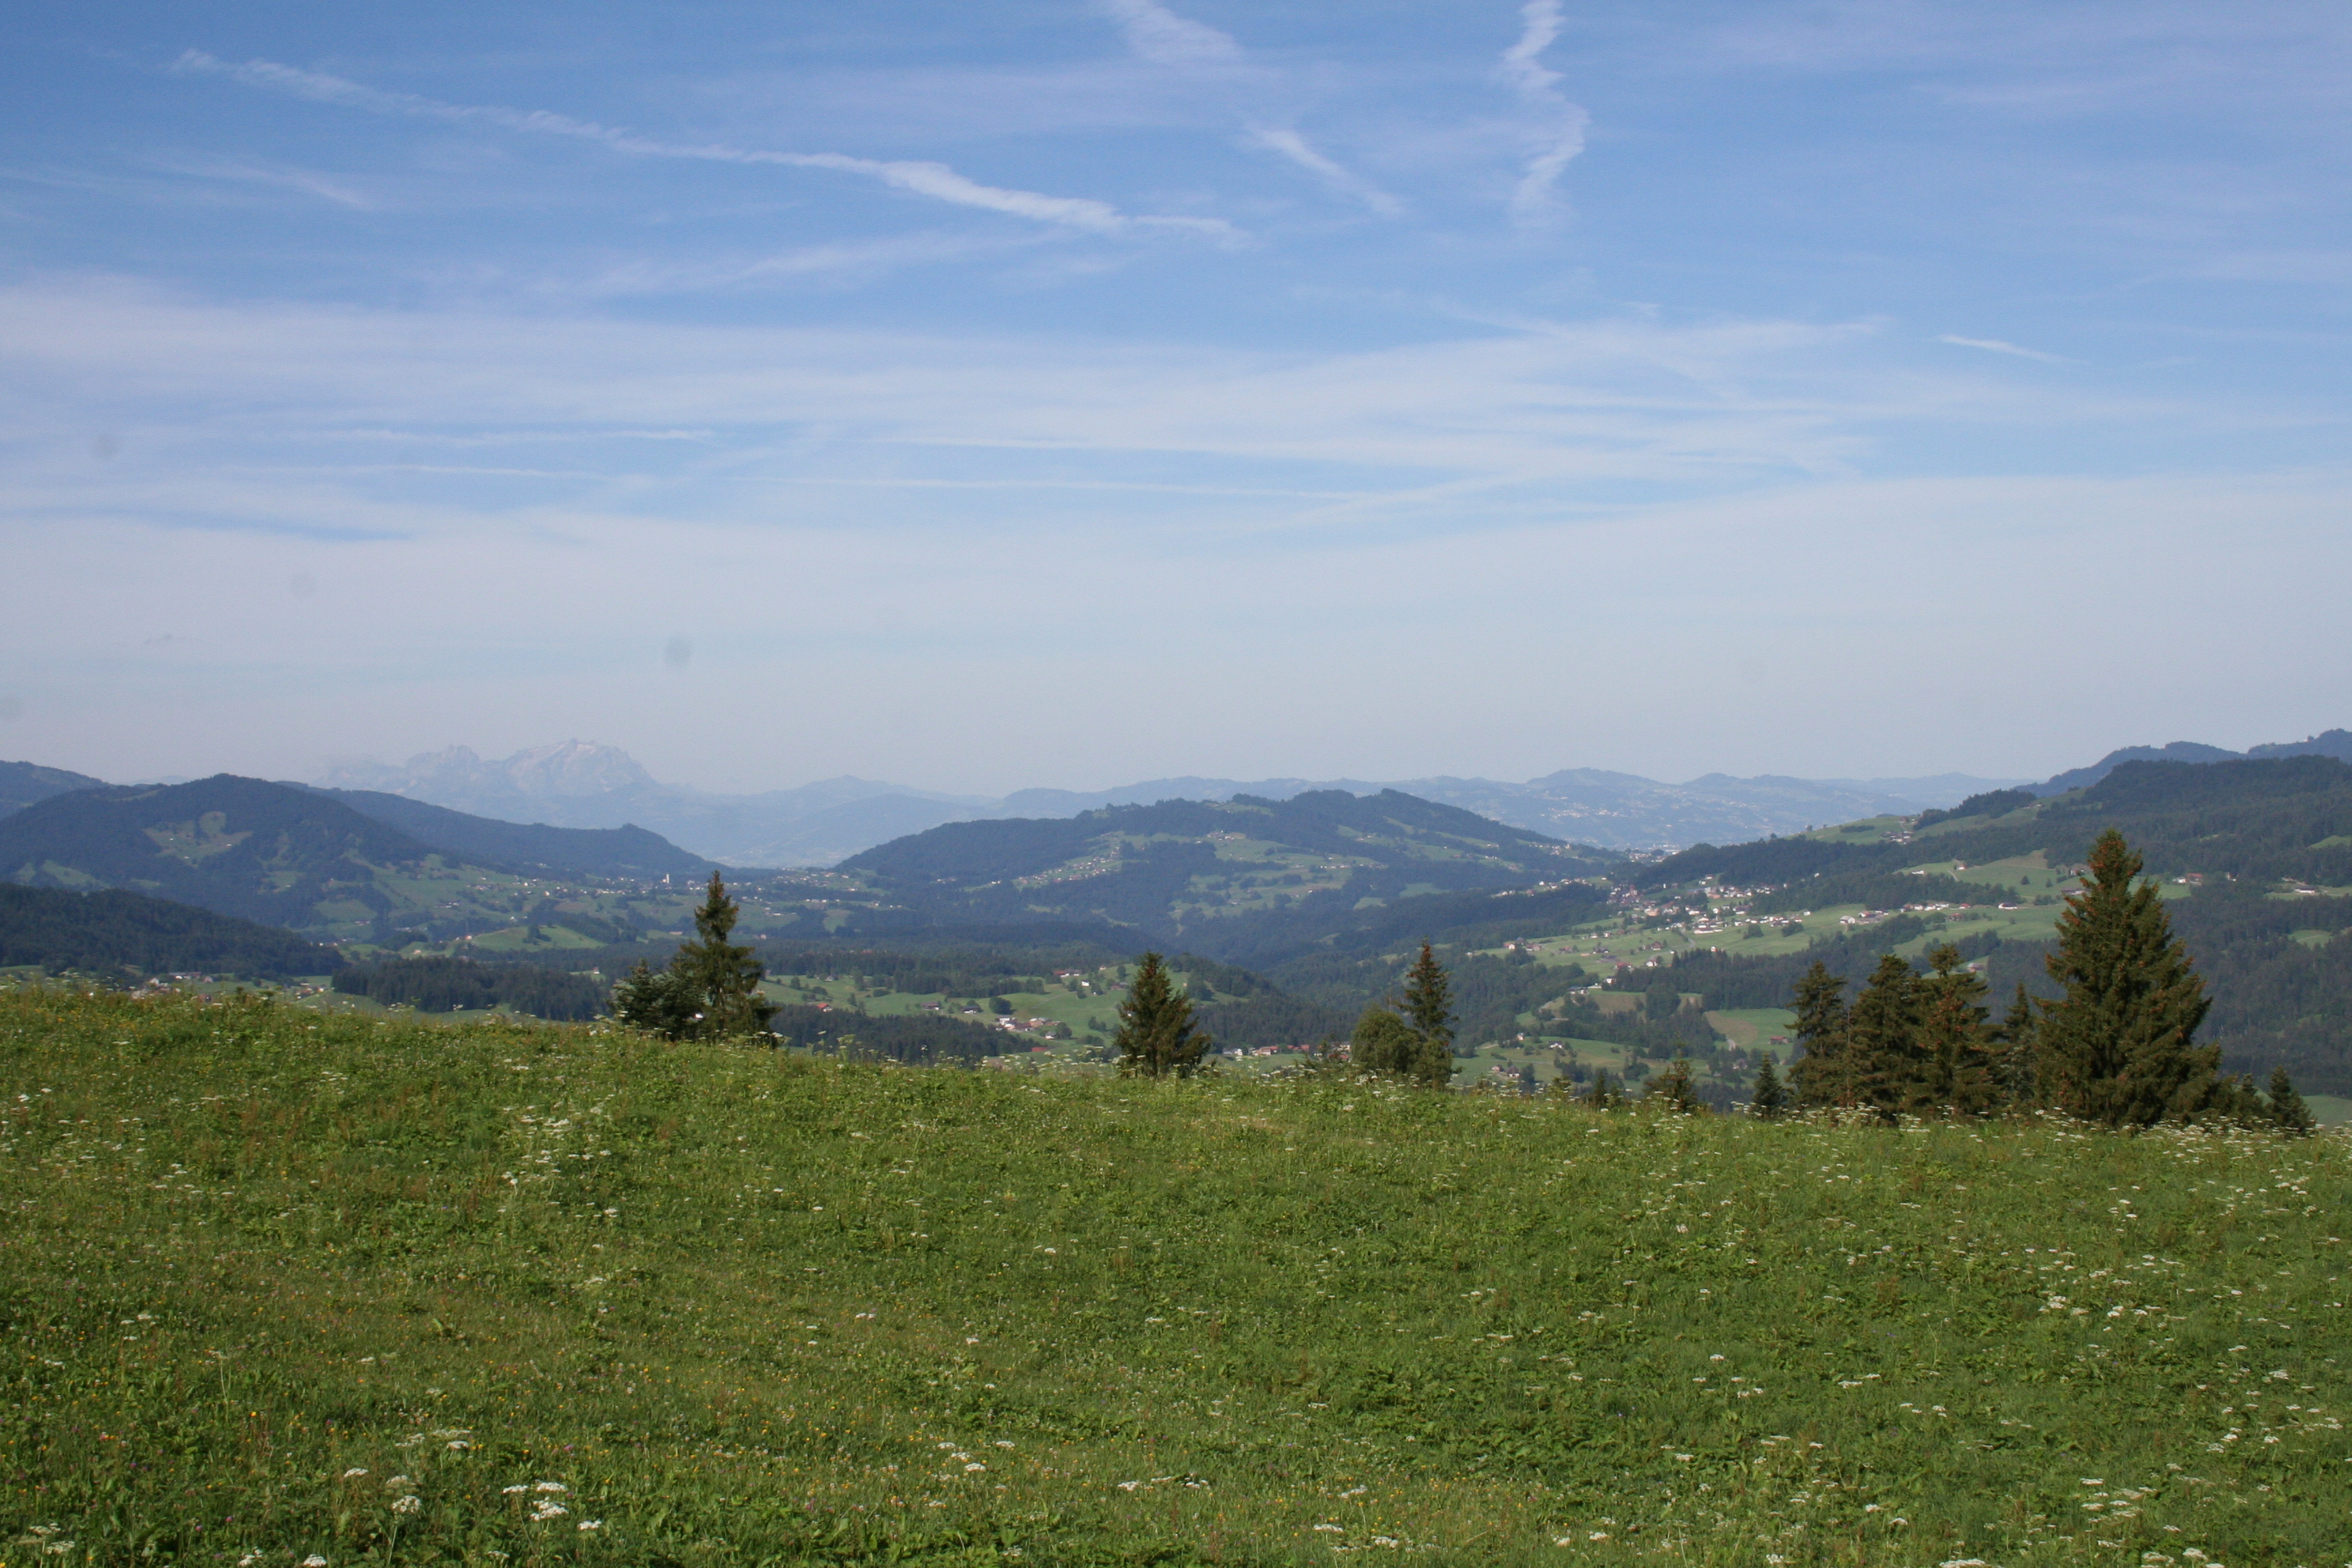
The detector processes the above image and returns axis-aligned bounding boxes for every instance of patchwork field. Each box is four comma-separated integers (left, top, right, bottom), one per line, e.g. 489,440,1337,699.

5,990,2348,1566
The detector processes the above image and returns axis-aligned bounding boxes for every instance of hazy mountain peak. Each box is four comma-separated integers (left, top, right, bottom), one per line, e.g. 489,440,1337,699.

497,740,655,796
320,740,654,800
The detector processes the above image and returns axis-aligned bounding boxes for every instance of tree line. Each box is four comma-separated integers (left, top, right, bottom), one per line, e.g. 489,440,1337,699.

331,956,607,1021
1779,830,2313,1131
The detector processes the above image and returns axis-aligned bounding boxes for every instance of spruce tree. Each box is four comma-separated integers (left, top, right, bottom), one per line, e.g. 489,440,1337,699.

1113,952,1210,1079
1995,983,2040,1107
1646,1056,1705,1114
1579,1068,1619,1109
1749,1051,1788,1120
1788,961,1851,1108
2036,829,2217,1126
609,960,699,1040
1403,942,1455,1052
1910,945,1999,1115
610,872,777,1041
2268,1066,2316,1136
1350,1007,1420,1077
1844,953,1925,1117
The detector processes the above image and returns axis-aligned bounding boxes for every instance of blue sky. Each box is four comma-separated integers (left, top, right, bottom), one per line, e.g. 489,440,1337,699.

3,1,2347,794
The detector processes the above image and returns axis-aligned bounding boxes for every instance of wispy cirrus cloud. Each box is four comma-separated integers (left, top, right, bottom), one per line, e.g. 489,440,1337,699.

570,232,1040,299
1094,0,1241,67
1244,126,1405,218
1940,333,2071,363
1498,0,1590,226
150,154,376,210
170,51,1241,244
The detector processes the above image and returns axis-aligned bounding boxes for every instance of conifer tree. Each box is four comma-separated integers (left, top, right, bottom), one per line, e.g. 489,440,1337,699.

1113,951,1210,1079
1844,953,1925,1117
1910,945,1999,1115
2268,1066,2316,1136
1788,961,1851,1108
1578,1068,1620,1109
1403,943,1455,1053
1344,943,1457,1087
2036,829,2217,1126
1349,1007,1420,1077
611,872,777,1041
1646,1055,1706,1114
1995,983,2040,1106
1749,1051,1788,1120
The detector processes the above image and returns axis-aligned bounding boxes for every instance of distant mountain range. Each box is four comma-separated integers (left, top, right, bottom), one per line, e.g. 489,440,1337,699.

316,743,983,868
0,774,713,944
10,725,2349,879
312,743,2033,864
827,788,1618,968
2034,730,2352,795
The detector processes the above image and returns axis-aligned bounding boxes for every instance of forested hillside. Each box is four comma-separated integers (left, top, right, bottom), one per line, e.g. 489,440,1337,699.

0,759,108,817
0,774,718,948
308,785,717,880
0,883,336,979
1633,757,2352,1092
833,789,1613,960
0,775,446,931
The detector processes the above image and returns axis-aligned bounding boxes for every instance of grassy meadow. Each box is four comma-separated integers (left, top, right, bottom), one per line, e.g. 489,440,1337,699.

5,990,2350,1567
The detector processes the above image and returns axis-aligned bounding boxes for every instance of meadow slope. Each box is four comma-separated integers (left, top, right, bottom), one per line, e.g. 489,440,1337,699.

3,992,2347,1566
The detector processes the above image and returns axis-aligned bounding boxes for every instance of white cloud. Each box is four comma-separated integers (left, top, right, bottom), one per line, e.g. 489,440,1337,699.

571,233,1039,298
1499,0,1567,101
171,51,1241,244
1497,1,1590,225
1095,0,1242,67
1243,127,1405,216
1939,333,2070,363
5,277,2345,791
150,155,376,210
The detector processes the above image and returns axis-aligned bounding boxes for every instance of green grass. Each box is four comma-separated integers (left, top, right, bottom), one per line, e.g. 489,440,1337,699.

5,990,2351,1567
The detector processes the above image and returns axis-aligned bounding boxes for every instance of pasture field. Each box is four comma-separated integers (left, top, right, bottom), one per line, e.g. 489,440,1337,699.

5,989,2350,1567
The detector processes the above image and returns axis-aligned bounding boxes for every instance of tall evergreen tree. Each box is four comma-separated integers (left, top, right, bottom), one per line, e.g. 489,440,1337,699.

1788,961,1852,1108
1995,983,2040,1107
1910,945,2000,1115
2267,1066,2316,1136
678,872,777,1038
1343,943,1455,1087
1113,951,1211,1079
2036,829,2217,1126
1350,1006,1420,1076
611,872,777,1041
1646,1055,1706,1114
1403,942,1455,1051
1844,953,1925,1117
1749,1051,1788,1120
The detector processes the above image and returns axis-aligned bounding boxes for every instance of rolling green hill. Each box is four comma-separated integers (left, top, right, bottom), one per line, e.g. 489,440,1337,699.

5,989,2345,1565
0,758,109,817
1622,757,2352,1091
832,789,1616,961
308,785,719,881
0,775,699,947
0,774,448,932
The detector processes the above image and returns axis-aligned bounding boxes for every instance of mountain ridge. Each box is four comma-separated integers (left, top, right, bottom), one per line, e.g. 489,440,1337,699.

314,742,2032,865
